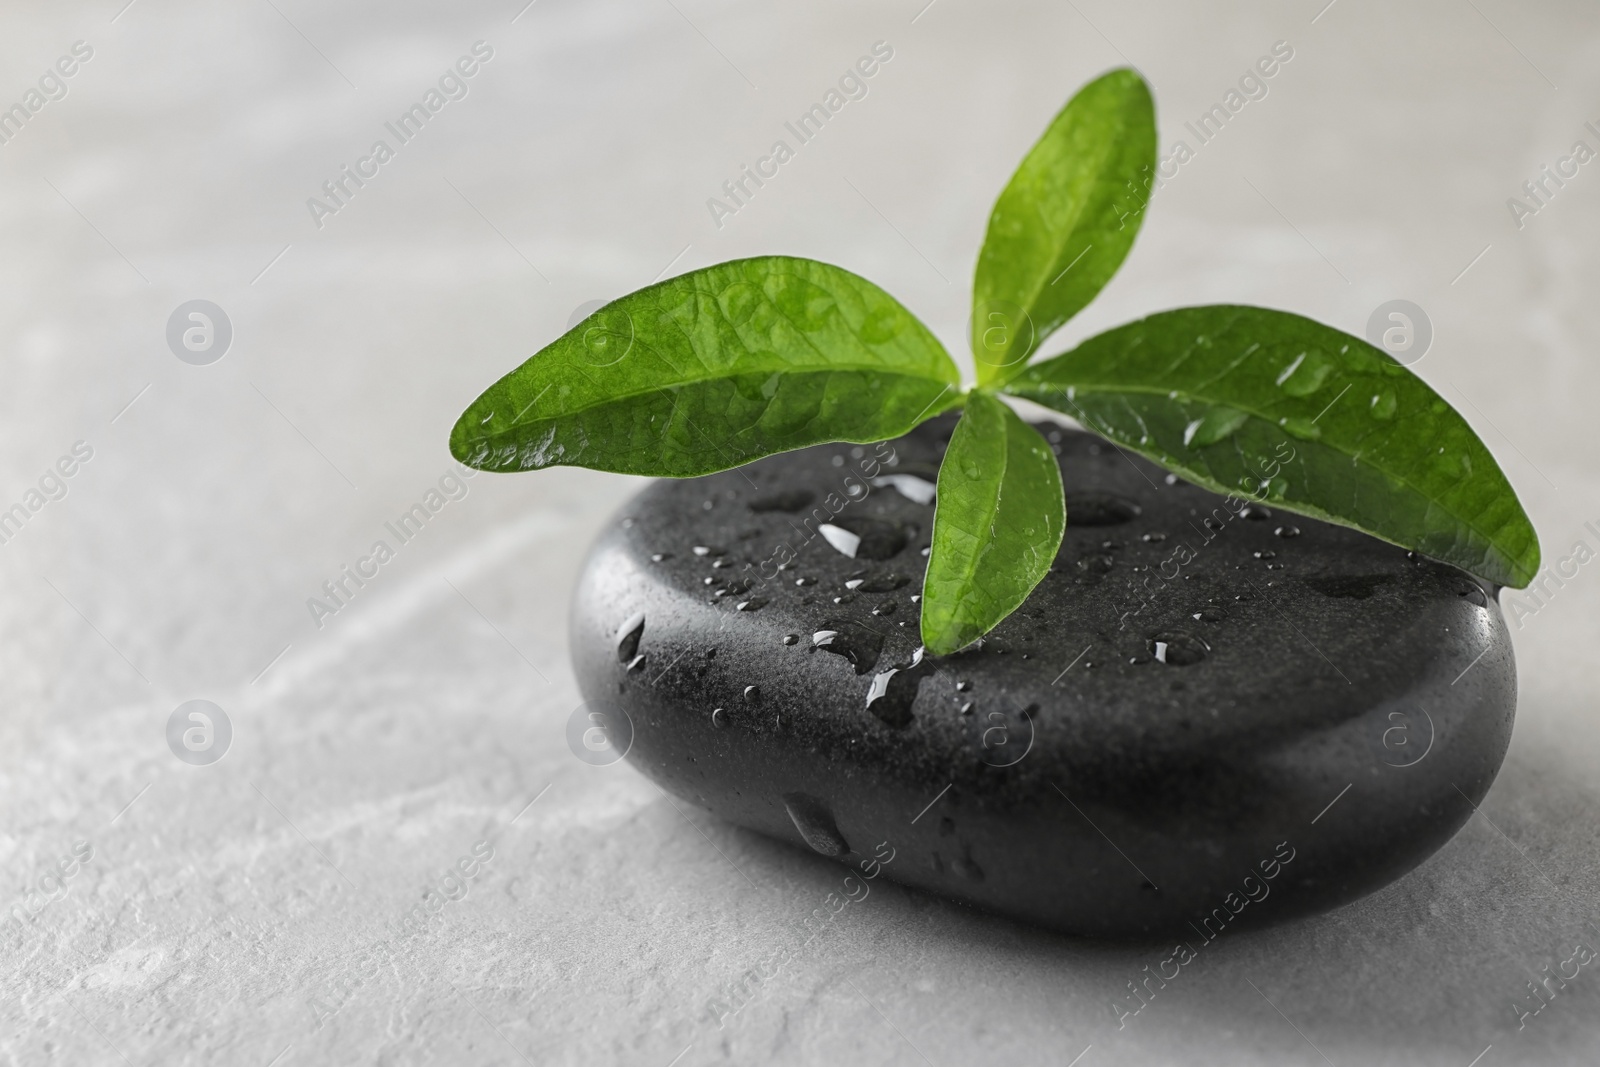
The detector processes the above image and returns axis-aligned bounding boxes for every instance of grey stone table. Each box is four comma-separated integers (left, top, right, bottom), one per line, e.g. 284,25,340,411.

1,0,1598,1063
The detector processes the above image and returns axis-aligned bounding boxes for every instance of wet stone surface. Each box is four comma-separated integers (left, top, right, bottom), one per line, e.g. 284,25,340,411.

571,416,1517,938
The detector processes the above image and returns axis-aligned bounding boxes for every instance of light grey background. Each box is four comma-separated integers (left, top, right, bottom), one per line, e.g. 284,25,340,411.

2,0,1598,1063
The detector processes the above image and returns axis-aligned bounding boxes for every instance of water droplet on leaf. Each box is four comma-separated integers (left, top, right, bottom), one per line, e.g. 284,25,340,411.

1182,406,1250,447
1370,389,1398,421
1278,416,1322,441
1275,351,1334,397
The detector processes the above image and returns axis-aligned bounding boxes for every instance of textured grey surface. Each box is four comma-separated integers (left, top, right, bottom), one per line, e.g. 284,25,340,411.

0,1,1597,1064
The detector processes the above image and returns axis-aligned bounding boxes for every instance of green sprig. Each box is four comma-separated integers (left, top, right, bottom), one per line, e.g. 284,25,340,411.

451,68,1539,656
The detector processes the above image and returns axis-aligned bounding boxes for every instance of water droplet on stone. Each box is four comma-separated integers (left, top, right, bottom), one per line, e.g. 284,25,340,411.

614,611,646,662
1150,630,1208,665
818,524,862,558
626,653,647,672
782,634,799,646
1063,492,1142,526
1240,505,1273,521
1307,574,1391,599
812,620,885,674
782,793,849,856
1142,531,1167,543
711,707,728,728
856,572,911,593
872,601,896,616
651,552,671,562
1254,550,1276,560
865,647,929,727
1164,473,1180,486
735,598,767,612
795,576,815,586
748,489,815,513
692,545,720,557
1275,525,1301,538
960,701,974,714
952,854,985,882
871,474,937,505
744,685,760,702
956,680,972,692
818,518,907,560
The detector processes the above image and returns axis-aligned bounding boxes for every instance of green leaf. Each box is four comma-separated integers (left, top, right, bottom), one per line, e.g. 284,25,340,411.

921,392,1066,655
451,256,962,477
971,68,1156,387
1005,305,1541,588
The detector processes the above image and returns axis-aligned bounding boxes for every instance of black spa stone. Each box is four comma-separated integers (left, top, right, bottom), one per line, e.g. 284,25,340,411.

570,416,1516,939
